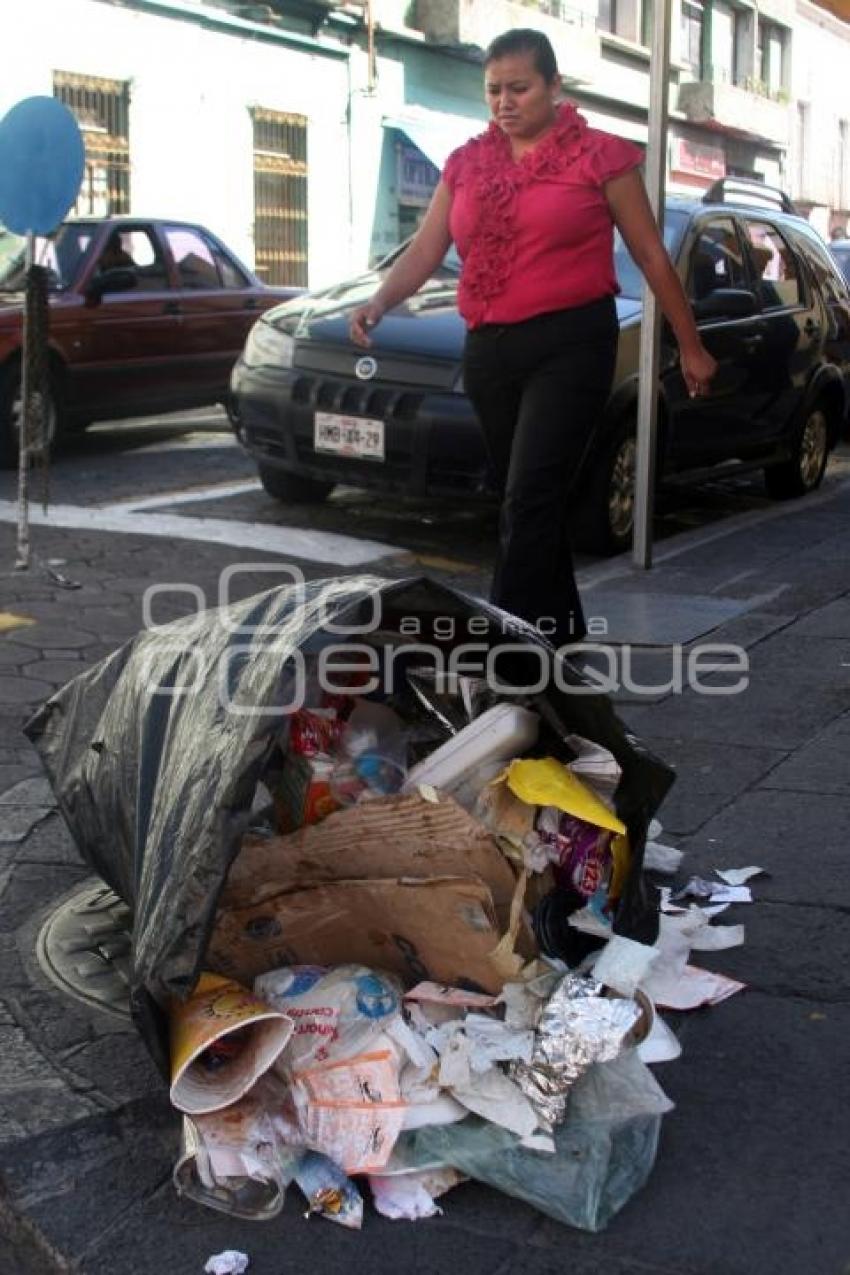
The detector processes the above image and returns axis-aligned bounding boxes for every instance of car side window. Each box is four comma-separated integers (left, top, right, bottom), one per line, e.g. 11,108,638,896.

686,218,748,302
127,229,169,292
95,227,168,292
165,227,222,290
791,230,846,306
832,245,850,284
212,247,249,289
743,222,802,310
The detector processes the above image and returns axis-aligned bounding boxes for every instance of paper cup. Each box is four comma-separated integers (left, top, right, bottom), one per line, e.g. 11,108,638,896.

170,972,293,1115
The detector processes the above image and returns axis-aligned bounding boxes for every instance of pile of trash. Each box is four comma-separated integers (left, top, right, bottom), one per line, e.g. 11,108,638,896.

24,576,752,1234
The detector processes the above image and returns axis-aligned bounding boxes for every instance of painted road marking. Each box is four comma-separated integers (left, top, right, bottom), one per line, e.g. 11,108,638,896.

102,480,261,511
0,611,35,633
0,501,409,568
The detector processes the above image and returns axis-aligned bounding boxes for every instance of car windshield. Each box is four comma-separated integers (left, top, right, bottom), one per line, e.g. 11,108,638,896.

0,222,98,292
614,208,689,298
377,241,461,275
380,212,688,297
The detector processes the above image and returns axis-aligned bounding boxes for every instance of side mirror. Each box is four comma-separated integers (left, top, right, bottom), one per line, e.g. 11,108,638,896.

693,288,758,321
85,267,138,302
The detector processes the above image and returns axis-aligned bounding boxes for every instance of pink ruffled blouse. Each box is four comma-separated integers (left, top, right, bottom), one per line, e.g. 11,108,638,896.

442,102,643,329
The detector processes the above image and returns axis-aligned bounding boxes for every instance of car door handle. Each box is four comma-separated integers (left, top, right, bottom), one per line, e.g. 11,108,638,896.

163,300,180,315
243,298,258,310
741,334,764,351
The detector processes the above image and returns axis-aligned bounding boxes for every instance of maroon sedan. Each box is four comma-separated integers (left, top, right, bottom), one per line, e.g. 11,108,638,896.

0,217,299,466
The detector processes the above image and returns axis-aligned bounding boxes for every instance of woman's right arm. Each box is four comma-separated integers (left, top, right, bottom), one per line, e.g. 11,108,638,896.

349,181,453,347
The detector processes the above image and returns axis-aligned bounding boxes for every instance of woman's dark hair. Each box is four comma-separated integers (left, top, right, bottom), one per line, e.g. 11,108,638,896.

483,28,559,83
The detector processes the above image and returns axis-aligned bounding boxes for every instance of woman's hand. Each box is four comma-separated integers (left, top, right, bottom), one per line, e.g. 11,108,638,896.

349,300,386,348
680,342,718,398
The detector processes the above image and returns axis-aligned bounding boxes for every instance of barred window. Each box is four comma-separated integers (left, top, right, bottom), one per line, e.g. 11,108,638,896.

53,71,131,216
251,108,308,287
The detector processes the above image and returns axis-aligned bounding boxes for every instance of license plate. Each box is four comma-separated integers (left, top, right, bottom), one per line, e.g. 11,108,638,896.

314,412,385,461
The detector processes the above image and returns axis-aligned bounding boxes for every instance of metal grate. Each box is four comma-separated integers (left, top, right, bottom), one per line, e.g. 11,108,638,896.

252,107,308,287
53,71,131,215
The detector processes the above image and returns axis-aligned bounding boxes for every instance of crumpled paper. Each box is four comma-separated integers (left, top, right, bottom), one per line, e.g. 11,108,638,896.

510,974,640,1131
368,1166,465,1221
204,1252,249,1275
640,910,746,1010
591,934,659,997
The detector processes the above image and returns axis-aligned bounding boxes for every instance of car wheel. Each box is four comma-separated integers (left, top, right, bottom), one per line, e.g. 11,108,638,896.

764,402,829,500
0,363,60,469
573,419,637,557
258,463,334,503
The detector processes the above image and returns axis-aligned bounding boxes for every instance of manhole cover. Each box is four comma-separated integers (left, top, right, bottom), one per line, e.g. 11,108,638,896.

37,879,133,1018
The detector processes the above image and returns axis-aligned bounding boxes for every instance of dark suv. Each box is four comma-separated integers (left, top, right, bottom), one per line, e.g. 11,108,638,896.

232,179,850,555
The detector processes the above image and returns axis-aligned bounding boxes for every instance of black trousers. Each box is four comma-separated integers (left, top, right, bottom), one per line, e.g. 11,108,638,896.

463,297,618,646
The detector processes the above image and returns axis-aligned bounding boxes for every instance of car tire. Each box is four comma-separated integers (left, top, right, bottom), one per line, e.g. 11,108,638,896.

572,418,637,557
258,463,334,503
0,362,60,469
764,400,829,500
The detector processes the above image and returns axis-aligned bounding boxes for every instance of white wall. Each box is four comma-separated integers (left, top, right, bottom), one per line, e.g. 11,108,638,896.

791,0,850,225
0,0,353,286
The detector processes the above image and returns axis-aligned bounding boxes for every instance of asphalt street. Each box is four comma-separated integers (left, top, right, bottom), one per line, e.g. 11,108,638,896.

0,417,849,1274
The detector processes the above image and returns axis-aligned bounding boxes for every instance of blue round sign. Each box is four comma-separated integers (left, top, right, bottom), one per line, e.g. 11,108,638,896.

0,97,85,235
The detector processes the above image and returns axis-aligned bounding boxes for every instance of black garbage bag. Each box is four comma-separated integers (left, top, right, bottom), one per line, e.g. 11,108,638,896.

25,575,674,1073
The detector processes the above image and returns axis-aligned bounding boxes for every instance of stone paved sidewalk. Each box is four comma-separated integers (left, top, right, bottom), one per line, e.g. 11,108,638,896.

1,481,849,1275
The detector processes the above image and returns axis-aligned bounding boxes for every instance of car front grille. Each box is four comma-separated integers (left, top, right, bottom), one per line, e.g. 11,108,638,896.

244,367,489,495
291,373,422,421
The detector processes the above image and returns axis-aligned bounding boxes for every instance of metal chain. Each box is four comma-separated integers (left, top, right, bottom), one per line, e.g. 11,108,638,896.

28,263,51,513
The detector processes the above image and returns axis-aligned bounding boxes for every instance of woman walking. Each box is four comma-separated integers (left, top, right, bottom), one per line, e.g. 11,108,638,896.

350,27,717,646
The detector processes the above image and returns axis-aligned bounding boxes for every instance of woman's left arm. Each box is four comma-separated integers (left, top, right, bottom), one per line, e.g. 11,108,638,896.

605,169,717,398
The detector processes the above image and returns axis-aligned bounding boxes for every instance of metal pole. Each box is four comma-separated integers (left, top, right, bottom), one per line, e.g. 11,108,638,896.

632,0,673,569
14,230,34,571
365,0,376,92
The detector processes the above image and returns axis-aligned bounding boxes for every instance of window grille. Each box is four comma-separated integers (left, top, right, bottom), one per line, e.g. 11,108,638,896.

53,71,131,215
251,108,308,286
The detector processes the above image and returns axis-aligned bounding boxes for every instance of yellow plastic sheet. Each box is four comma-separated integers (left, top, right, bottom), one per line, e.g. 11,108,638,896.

504,758,626,835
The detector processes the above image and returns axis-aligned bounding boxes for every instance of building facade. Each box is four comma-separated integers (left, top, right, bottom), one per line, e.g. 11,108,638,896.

789,0,850,238
408,0,797,196
2,0,847,289
1,0,358,287
0,0,489,286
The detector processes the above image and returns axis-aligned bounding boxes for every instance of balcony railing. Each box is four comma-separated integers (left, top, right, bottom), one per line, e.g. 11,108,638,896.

519,0,600,29
678,79,791,147
414,0,601,83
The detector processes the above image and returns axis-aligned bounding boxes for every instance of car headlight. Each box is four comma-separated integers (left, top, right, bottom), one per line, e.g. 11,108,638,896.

242,320,295,369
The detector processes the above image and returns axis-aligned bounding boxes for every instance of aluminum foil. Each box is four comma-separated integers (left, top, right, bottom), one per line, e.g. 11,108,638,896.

509,974,641,1131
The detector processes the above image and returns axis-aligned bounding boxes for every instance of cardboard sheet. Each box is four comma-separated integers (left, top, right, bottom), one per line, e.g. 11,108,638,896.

222,792,519,929
210,875,525,995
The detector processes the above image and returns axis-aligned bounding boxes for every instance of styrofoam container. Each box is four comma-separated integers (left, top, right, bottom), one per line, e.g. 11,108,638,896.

403,703,539,796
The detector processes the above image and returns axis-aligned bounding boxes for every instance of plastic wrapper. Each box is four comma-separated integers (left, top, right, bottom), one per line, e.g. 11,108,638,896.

329,701,408,805
539,809,613,899
23,574,673,1072
406,1049,674,1232
509,974,640,1131
253,964,402,1071
254,965,407,1173
294,1151,364,1229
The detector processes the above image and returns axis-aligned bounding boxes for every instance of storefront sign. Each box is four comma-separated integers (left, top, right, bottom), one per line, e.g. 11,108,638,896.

671,137,725,179
396,139,439,207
